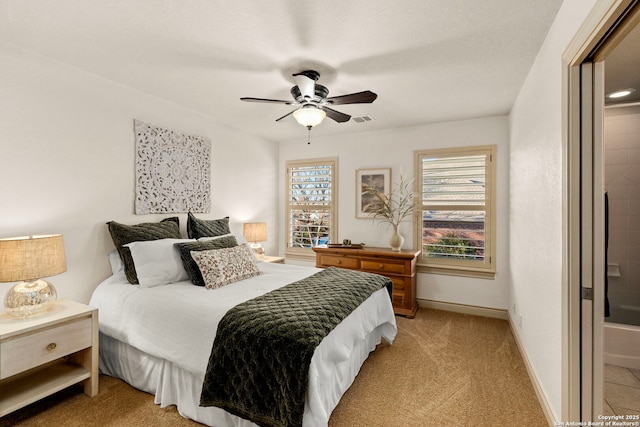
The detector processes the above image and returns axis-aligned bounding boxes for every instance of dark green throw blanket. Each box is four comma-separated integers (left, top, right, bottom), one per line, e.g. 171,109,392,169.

199,267,392,427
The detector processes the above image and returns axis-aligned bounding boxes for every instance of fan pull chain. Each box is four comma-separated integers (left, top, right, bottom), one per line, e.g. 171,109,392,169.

307,125,312,145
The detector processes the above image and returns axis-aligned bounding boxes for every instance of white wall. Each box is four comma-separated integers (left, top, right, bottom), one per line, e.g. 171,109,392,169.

279,116,510,310
0,42,279,304
509,0,600,420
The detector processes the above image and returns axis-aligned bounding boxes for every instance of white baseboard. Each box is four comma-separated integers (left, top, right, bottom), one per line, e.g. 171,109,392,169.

507,315,556,427
417,298,508,319
416,299,555,427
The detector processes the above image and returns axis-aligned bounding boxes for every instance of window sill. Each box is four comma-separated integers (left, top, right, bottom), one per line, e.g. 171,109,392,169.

417,264,495,280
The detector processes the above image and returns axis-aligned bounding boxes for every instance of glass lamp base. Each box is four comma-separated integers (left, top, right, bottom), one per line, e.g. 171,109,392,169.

249,243,265,256
4,279,57,318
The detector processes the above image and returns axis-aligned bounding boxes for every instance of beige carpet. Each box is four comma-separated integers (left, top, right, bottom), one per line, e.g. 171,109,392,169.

330,309,548,426
1,309,547,427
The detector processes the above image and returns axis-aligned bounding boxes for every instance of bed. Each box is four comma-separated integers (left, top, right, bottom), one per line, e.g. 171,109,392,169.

90,216,397,427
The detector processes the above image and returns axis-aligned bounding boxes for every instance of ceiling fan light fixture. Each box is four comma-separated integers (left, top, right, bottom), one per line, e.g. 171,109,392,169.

607,88,636,99
293,106,326,127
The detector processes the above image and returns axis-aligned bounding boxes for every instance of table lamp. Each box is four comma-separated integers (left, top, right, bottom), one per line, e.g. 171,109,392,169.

0,234,66,318
243,222,267,256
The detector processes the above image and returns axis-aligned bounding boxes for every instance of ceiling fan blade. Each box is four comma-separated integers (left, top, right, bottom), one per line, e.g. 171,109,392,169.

322,107,351,123
275,110,296,122
326,90,378,105
292,71,318,101
240,97,293,105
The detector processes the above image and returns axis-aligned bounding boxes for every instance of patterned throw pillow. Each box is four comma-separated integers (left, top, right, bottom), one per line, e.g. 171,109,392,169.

107,217,181,284
191,244,261,290
174,235,238,286
186,212,231,239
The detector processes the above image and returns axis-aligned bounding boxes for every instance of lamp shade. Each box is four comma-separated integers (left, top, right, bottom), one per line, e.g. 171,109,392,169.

0,235,66,318
293,106,326,127
243,222,267,243
0,234,67,282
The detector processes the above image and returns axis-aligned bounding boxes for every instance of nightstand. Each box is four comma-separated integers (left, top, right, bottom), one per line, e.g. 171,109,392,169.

259,255,285,264
0,299,98,417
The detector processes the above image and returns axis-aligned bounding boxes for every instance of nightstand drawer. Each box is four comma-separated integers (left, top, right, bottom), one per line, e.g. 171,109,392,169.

319,255,360,269
361,259,406,275
0,317,92,380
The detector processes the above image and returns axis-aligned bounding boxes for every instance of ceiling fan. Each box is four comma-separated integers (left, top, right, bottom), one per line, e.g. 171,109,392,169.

240,70,377,129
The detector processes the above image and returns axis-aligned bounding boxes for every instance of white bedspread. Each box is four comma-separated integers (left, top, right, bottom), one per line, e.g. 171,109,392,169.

90,262,397,426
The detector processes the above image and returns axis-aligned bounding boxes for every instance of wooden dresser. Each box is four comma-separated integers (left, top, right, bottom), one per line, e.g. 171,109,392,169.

313,246,420,318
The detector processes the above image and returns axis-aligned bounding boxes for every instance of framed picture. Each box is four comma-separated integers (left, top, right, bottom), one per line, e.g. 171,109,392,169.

356,168,391,219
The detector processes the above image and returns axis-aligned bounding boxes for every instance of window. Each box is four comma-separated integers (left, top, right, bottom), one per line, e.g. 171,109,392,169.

285,158,338,258
414,146,496,278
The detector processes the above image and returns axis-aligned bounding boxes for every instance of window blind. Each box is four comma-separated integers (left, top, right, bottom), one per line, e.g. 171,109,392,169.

286,161,335,250
416,149,493,268
421,155,486,207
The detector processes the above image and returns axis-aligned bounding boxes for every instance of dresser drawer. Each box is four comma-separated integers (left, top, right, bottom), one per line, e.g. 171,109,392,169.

319,255,360,269
389,276,406,292
361,259,407,275
392,293,405,307
390,277,409,306
0,317,92,380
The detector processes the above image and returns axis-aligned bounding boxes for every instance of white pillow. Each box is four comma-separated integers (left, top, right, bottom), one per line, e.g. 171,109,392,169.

191,243,261,290
108,251,123,274
125,238,193,288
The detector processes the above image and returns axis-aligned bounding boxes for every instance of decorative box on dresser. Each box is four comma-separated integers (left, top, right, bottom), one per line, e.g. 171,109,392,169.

313,246,421,318
0,299,98,417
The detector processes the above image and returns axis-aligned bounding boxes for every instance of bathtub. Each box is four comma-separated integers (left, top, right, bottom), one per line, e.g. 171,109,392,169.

604,322,640,370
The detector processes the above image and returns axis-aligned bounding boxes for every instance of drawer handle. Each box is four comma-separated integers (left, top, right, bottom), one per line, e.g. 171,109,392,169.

46,343,57,352
337,260,342,264
379,264,385,269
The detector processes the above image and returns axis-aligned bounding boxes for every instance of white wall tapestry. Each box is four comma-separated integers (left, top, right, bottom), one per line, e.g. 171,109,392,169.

134,119,211,214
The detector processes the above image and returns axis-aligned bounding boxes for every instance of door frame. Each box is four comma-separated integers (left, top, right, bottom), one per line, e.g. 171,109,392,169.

577,59,606,421
564,0,637,421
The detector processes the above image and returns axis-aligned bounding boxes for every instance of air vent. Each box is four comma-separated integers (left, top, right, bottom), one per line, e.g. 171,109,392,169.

351,115,375,123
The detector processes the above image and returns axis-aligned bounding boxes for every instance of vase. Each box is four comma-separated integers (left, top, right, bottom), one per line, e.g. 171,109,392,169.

389,225,404,252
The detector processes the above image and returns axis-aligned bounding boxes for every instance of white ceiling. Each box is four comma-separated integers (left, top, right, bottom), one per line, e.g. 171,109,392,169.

0,0,564,142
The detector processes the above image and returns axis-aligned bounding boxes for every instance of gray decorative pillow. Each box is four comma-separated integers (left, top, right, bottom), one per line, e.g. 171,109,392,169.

191,244,262,290
107,217,181,284
175,235,238,286
187,212,231,239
